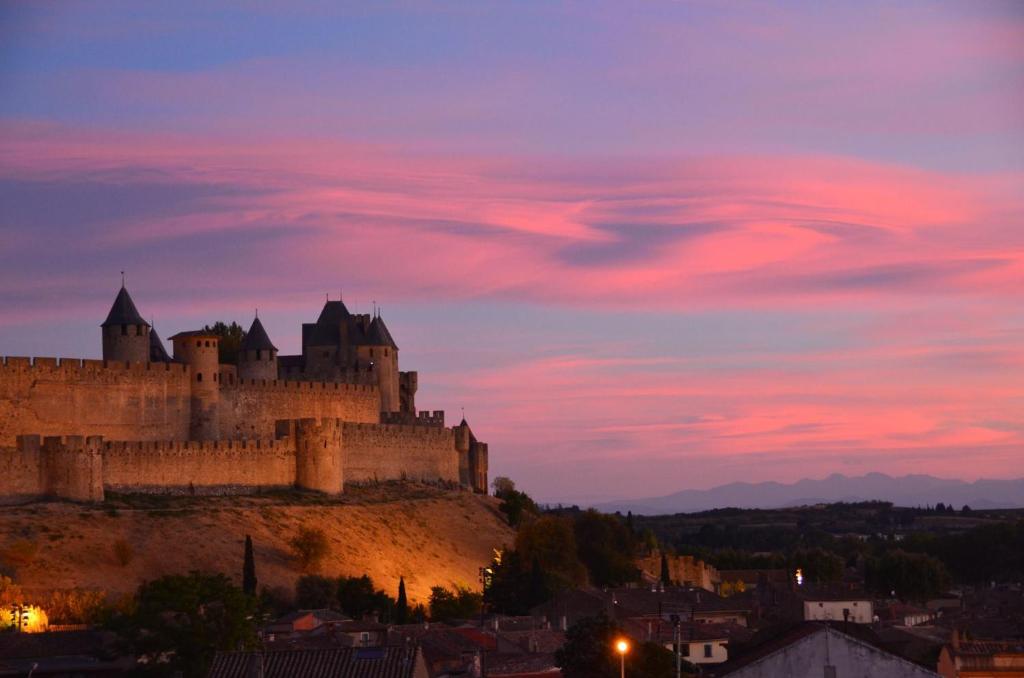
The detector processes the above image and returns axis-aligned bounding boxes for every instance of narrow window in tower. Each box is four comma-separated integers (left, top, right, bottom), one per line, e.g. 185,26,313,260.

256,350,262,360
121,324,128,336
196,341,201,348
197,373,203,382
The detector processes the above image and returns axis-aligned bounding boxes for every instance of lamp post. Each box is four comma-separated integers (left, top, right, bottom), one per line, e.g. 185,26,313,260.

615,638,630,678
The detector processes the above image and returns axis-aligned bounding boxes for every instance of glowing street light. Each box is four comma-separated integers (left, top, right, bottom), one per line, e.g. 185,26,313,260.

615,638,630,678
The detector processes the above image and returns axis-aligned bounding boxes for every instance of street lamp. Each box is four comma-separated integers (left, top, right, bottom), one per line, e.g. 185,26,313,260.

615,638,630,678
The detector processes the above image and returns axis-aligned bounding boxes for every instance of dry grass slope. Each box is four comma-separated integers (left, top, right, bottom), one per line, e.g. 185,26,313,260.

0,485,514,604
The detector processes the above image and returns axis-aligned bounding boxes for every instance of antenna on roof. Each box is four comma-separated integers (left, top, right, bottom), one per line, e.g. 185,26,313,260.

255,308,258,319
461,406,465,420
325,292,329,303
373,300,377,317
121,271,126,288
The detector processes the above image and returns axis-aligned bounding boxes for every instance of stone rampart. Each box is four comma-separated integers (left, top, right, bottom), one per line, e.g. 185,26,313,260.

103,438,296,493
342,422,459,484
218,378,380,438
0,357,192,447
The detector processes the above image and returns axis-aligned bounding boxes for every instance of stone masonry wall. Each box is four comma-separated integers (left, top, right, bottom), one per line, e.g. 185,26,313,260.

103,438,296,493
0,357,192,447
218,379,380,439
0,443,42,504
342,422,459,484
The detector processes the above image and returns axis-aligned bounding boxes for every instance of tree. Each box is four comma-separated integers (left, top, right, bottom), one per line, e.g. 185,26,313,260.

395,577,409,624
515,516,587,588
492,476,516,496
428,585,482,623
295,575,336,609
660,552,671,587
112,572,256,677
791,548,843,584
203,321,246,364
866,550,951,601
242,535,257,596
336,575,394,620
961,505,972,515
573,510,640,587
555,614,676,678
289,526,330,572
485,550,552,615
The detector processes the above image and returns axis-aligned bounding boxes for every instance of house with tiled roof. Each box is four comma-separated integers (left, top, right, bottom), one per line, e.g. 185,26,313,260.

937,631,1024,678
208,646,429,678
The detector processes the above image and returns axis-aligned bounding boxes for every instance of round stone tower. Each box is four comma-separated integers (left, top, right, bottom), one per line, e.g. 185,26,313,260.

170,330,221,440
292,418,344,494
237,315,278,381
101,284,150,363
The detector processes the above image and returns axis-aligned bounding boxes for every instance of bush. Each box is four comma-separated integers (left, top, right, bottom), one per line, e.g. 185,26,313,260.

289,526,330,572
113,539,134,567
428,584,482,623
43,589,109,625
2,539,39,570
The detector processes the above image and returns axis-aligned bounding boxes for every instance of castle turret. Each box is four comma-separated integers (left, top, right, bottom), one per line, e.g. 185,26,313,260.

358,313,400,413
455,418,489,493
149,323,172,362
101,285,150,363
237,315,278,381
278,418,344,494
170,330,221,440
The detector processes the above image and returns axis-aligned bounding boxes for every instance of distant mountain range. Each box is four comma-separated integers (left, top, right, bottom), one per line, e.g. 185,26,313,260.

590,473,1024,515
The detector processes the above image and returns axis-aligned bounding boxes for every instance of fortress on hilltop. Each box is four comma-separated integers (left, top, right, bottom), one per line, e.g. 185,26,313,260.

0,285,488,503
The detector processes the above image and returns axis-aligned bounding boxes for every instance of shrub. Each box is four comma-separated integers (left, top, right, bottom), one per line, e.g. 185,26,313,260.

2,539,39,570
113,539,134,567
289,526,330,572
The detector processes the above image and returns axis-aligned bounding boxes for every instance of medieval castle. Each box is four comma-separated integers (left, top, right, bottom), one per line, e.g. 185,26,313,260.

0,285,488,503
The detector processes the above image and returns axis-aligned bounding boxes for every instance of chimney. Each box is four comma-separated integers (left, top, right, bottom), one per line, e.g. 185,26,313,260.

951,629,960,651
560,615,568,631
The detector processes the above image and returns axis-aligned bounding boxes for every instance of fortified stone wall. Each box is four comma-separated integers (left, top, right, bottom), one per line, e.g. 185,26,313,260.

0,442,42,504
342,422,459,484
218,379,380,439
0,418,464,502
0,357,192,447
103,438,296,494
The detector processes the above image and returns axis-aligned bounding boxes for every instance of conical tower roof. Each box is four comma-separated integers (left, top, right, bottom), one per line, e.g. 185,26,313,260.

365,315,398,349
101,286,148,328
241,316,278,352
149,325,172,362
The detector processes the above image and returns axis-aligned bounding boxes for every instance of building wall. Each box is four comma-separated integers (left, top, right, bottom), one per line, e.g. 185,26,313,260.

723,627,939,678
0,357,192,447
677,640,729,665
341,422,459,484
803,600,873,624
217,379,380,439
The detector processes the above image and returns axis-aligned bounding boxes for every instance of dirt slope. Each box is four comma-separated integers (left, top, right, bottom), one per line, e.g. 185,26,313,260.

0,485,514,604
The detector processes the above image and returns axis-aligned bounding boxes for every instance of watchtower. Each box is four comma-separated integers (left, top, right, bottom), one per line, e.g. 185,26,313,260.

170,330,221,440
237,315,278,381
101,284,150,363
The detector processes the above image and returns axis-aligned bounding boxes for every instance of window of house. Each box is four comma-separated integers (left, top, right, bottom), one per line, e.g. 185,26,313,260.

680,645,689,657
360,632,370,646
196,341,201,347
704,644,713,658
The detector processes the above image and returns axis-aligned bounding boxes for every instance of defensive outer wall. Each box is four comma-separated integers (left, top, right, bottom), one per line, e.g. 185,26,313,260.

0,356,487,504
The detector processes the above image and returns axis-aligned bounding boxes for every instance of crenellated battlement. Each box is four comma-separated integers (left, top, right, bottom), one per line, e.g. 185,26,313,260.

1,355,190,376
219,375,377,395
380,410,445,427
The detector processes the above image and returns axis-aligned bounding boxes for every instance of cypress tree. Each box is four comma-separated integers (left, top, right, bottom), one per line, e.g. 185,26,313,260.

395,576,409,624
242,534,257,596
660,551,671,587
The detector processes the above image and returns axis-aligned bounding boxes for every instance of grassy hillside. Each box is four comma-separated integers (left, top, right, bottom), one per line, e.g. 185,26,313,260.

0,484,514,604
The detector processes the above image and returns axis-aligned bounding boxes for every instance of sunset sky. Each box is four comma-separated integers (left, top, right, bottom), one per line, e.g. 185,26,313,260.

2,2,1023,503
